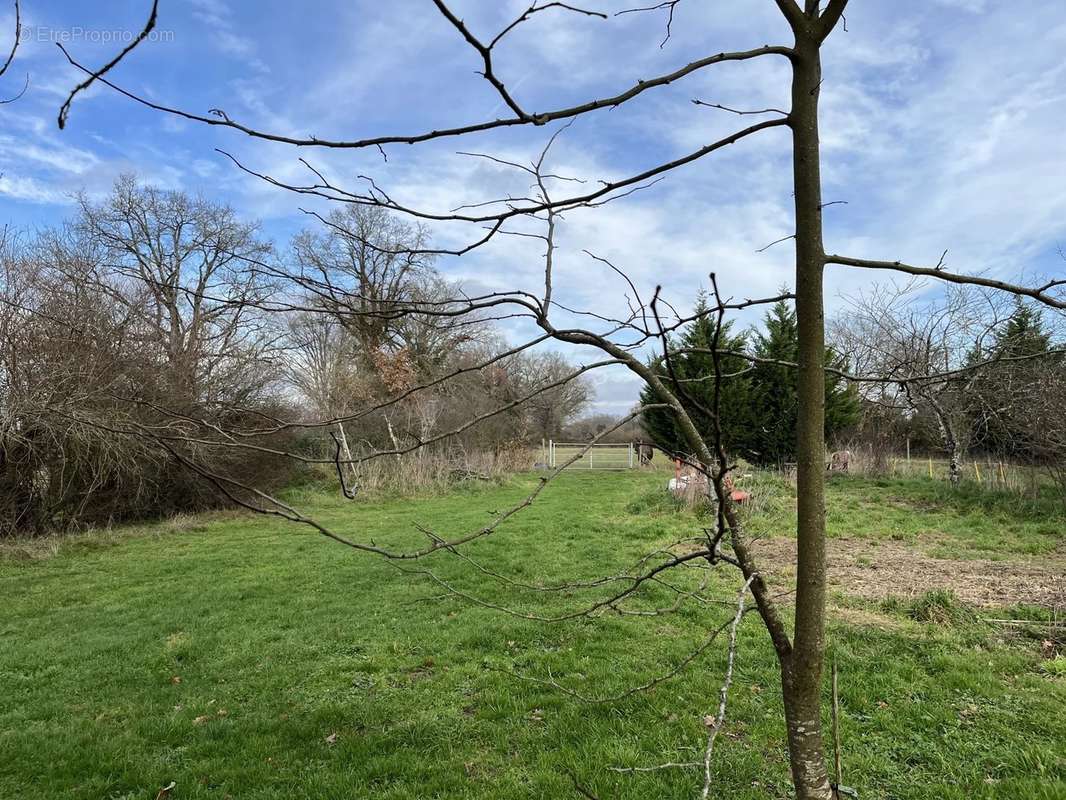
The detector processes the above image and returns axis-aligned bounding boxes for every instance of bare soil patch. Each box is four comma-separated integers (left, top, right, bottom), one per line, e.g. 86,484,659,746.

749,537,1066,608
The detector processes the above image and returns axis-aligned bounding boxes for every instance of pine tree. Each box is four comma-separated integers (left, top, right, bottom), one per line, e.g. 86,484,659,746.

640,293,755,458
993,298,1051,358
748,298,860,464
640,294,860,465
970,298,1055,455
749,299,800,464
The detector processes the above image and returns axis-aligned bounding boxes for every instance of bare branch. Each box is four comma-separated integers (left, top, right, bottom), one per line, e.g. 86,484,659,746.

216,117,790,227
692,99,789,116
817,0,849,41
490,2,608,49
756,233,796,253
616,0,683,48
699,573,754,800
57,44,793,149
56,0,159,128
826,254,1066,310
0,0,19,79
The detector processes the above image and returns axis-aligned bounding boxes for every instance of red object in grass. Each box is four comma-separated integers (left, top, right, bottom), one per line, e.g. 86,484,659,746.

730,490,750,503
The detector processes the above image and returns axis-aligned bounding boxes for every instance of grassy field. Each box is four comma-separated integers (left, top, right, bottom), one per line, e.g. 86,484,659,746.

1,470,1064,800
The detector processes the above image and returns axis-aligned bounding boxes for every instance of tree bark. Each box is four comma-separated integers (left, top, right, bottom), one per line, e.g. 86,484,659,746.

783,25,834,800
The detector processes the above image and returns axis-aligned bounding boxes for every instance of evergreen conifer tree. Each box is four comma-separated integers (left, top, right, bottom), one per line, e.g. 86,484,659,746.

640,292,755,457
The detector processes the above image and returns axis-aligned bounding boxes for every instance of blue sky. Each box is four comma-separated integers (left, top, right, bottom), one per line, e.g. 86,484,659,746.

2,0,1065,413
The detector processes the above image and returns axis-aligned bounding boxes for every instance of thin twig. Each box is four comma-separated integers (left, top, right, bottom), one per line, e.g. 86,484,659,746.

700,573,755,800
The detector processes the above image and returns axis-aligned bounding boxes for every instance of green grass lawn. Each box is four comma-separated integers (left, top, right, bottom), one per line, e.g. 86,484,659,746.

1,471,1063,799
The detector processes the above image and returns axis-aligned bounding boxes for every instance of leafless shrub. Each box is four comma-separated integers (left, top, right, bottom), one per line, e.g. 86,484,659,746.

333,446,532,497
0,181,303,536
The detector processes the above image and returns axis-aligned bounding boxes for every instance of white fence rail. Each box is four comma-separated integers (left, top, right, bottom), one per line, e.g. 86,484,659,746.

546,441,635,470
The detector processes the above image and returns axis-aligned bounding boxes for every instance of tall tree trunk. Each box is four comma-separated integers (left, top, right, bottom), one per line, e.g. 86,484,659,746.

383,411,402,459
784,27,834,800
925,392,962,484
334,422,359,485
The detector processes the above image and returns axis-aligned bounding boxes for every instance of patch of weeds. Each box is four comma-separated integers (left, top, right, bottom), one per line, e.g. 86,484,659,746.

0,535,65,562
158,513,211,535
1039,657,1066,678
903,589,978,625
624,487,689,516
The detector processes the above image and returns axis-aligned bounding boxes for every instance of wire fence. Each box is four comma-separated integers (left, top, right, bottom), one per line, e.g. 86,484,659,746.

844,447,1054,492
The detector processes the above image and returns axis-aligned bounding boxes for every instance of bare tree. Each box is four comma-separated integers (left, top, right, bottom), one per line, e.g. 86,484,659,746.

832,282,1065,483
965,301,1066,489
74,175,279,411
284,312,363,421
290,206,437,356
513,351,592,442
832,282,994,483
287,207,497,454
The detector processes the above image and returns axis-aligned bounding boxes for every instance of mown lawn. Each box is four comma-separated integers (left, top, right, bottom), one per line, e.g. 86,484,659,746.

1,470,1063,800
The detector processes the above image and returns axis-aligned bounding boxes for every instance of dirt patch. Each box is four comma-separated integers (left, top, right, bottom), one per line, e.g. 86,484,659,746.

748,537,1066,609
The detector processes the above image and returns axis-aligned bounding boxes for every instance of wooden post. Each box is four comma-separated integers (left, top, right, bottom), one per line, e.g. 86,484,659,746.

974,462,981,484
928,457,933,479
831,660,842,792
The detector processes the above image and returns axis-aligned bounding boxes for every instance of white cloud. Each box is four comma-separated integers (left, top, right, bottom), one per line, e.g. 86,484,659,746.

0,173,68,204
0,136,100,174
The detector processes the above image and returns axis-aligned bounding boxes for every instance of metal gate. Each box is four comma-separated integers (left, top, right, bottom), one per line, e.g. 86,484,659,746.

546,441,635,470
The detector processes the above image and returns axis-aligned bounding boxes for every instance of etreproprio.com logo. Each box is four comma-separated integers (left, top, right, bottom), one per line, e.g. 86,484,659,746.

21,26,176,44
